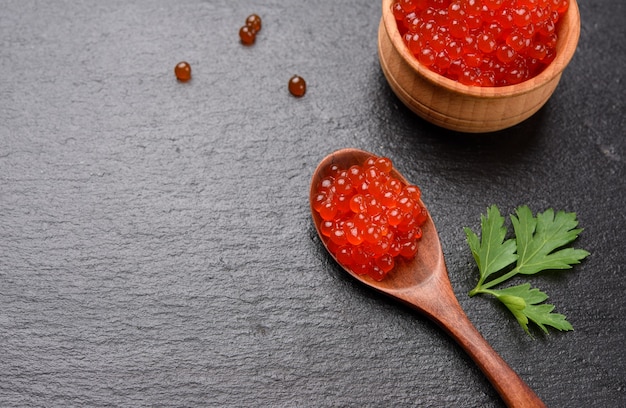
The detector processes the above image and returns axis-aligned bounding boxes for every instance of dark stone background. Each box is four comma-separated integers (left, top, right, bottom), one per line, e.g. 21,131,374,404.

1,0,624,406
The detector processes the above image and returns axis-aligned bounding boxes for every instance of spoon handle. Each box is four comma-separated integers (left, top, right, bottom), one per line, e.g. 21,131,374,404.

441,308,546,408
402,274,546,408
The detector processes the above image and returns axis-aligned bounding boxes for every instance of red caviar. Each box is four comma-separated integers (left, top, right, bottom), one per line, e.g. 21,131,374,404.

246,14,262,33
313,155,427,281
174,61,191,82
392,0,569,86
288,75,307,97
239,25,256,45
239,14,262,46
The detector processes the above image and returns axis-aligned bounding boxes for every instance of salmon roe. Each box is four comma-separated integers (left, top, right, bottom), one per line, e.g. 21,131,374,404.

393,0,569,86
288,75,307,97
313,155,428,281
174,61,191,82
246,14,262,33
239,14,262,45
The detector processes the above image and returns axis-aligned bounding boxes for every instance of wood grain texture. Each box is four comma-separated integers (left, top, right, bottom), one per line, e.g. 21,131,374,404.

1,0,625,407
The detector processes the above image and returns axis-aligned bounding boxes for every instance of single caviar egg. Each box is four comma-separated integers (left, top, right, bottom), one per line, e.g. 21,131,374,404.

313,155,427,281
246,14,262,33
288,75,306,97
174,61,191,82
239,25,256,45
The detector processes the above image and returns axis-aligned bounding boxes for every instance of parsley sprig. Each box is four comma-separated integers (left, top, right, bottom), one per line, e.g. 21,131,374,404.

464,205,589,335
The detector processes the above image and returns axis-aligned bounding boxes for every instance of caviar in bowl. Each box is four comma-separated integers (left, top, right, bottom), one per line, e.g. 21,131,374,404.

378,0,580,132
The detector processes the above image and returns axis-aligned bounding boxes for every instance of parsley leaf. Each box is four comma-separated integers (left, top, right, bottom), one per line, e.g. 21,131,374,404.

485,284,574,335
511,206,589,276
465,205,589,335
464,205,517,290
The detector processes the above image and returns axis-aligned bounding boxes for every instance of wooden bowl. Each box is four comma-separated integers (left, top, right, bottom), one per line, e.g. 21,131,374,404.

378,0,581,133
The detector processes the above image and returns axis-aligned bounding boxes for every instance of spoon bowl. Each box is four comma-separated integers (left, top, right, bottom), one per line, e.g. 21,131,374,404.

310,148,546,408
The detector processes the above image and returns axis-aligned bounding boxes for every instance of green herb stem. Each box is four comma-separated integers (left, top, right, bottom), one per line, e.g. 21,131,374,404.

477,267,521,290
469,268,519,295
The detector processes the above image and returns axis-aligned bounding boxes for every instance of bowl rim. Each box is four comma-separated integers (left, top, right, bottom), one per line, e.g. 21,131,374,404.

381,0,581,98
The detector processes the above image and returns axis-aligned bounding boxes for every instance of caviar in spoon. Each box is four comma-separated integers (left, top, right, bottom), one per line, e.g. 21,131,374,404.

312,154,427,281
310,148,546,408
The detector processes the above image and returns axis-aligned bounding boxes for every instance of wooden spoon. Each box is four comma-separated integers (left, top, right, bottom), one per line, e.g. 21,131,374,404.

310,148,546,408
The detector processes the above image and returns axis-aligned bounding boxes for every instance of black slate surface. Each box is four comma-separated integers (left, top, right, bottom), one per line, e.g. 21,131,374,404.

1,0,624,407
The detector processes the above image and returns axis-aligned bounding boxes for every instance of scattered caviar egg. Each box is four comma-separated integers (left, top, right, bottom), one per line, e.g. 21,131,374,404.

174,61,191,82
239,25,256,45
313,155,427,281
288,75,307,97
392,0,569,86
240,14,262,46
246,14,262,33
